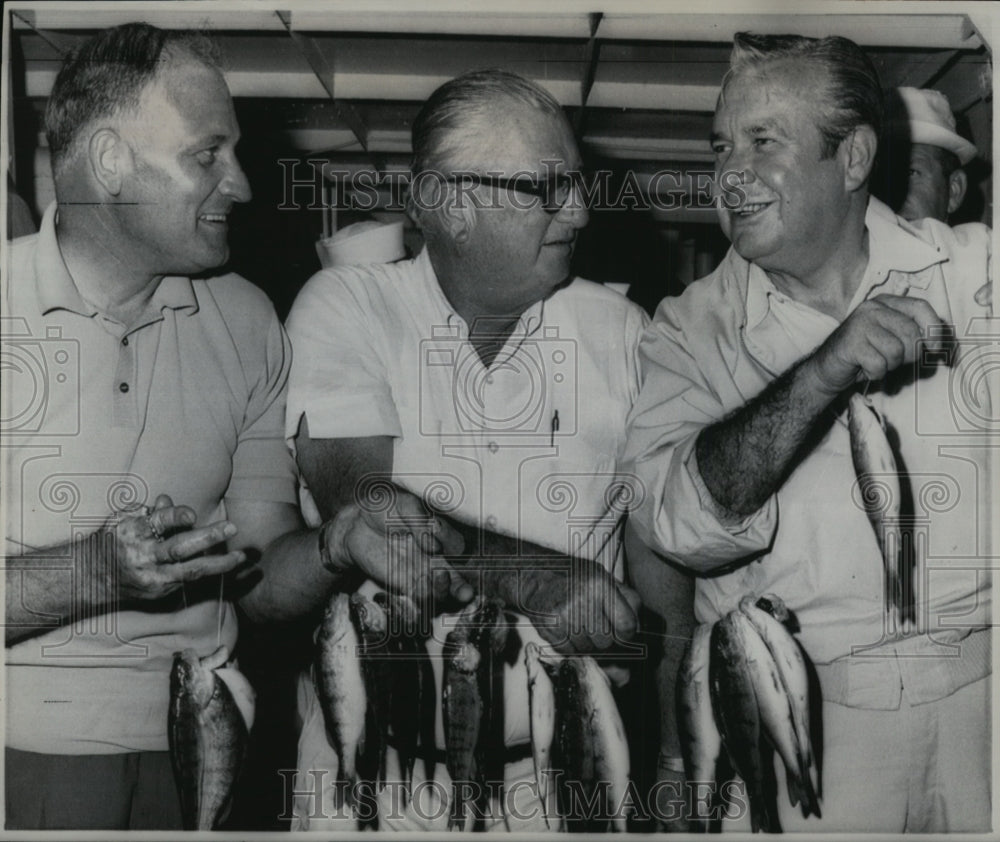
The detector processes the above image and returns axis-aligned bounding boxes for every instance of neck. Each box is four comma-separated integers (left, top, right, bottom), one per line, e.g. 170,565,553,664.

427,244,526,366
765,198,870,321
57,204,162,324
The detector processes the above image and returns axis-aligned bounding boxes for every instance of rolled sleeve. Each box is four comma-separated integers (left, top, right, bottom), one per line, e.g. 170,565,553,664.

624,308,777,573
285,270,402,443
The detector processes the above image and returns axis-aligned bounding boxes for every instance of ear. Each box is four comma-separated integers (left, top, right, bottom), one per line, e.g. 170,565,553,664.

947,168,968,215
88,127,130,197
438,183,477,245
841,125,878,192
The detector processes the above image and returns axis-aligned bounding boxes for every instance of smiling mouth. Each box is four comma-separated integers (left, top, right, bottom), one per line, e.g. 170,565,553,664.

731,201,773,218
199,213,229,225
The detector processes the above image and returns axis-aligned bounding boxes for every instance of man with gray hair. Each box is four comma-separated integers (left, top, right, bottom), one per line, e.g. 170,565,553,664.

286,68,690,831
3,22,469,829
626,32,991,832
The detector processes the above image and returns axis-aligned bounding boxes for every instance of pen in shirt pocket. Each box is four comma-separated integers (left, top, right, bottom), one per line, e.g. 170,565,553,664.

550,409,559,446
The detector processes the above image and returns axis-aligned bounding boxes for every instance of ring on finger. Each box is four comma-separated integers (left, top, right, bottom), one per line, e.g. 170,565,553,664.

146,514,165,542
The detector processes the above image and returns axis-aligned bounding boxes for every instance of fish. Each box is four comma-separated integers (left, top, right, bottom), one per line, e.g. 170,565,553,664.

525,642,558,828
441,598,509,830
442,601,487,830
378,591,433,804
168,644,255,830
709,613,780,833
848,392,904,631
738,596,820,819
676,622,723,830
351,592,392,799
315,591,366,809
550,655,631,833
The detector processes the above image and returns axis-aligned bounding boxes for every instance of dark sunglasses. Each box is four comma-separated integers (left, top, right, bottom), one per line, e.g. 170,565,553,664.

445,172,588,214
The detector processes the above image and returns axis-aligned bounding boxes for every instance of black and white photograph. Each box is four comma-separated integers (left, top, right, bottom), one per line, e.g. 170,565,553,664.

1,0,995,837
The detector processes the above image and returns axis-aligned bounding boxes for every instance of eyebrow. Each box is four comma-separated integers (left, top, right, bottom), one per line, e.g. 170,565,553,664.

187,133,233,150
746,122,780,135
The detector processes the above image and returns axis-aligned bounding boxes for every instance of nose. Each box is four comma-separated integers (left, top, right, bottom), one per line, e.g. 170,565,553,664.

716,149,754,208
556,181,589,229
221,154,252,204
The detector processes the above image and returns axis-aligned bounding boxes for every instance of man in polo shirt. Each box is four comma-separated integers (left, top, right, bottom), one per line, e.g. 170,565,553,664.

624,33,992,832
2,23,469,830
285,69,684,831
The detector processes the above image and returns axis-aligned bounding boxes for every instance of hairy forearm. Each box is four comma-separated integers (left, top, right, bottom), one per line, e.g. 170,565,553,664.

695,356,839,516
5,531,113,646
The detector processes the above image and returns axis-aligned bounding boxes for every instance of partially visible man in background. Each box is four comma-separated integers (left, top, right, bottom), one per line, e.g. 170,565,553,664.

892,86,978,224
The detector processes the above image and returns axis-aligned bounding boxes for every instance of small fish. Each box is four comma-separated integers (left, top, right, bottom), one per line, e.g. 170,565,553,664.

676,622,723,830
525,642,557,828
378,591,432,804
315,592,366,809
350,592,394,829
442,603,486,831
848,392,904,631
551,656,631,833
168,645,255,830
739,596,820,818
709,614,780,833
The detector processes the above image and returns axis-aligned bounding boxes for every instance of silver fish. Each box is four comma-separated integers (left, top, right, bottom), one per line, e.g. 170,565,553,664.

315,591,366,808
738,596,820,819
168,645,254,830
676,622,723,830
709,613,780,833
525,642,557,828
848,392,904,631
551,656,631,833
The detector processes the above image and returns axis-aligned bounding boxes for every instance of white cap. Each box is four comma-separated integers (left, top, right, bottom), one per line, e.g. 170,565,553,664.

896,87,977,166
315,220,406,268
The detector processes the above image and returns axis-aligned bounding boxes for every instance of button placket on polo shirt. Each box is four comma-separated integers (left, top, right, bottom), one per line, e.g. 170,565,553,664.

103,319,138,429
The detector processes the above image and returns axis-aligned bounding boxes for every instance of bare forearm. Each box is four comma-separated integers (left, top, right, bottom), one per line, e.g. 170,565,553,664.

695,356,837,516
239,526,348,624
5,532,113,645
624,525,695,758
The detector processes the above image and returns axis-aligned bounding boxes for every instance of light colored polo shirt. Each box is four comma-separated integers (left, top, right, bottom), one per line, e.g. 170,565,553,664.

2,203,297,753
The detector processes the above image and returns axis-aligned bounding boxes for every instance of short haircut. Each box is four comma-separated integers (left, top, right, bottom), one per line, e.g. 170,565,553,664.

45,22,219,175
411,68,567,175
724,32,883,160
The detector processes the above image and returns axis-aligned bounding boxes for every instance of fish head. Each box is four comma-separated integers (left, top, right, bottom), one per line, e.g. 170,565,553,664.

350,592,387,637
171,649,215,708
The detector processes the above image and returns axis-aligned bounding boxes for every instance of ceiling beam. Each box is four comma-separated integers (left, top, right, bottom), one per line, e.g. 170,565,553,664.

276,10,369,152
596,13,981,51
574,12,603,137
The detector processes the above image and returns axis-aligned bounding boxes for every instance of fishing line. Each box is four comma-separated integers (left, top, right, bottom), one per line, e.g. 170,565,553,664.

216,574,225,649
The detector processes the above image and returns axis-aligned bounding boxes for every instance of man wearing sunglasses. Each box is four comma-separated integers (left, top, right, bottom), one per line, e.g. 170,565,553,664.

284,69,690,831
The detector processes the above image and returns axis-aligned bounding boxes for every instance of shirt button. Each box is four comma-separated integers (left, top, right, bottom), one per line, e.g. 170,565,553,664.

119,382,129,393
485,515,498,529
487,441,499,454
121,337,129,346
